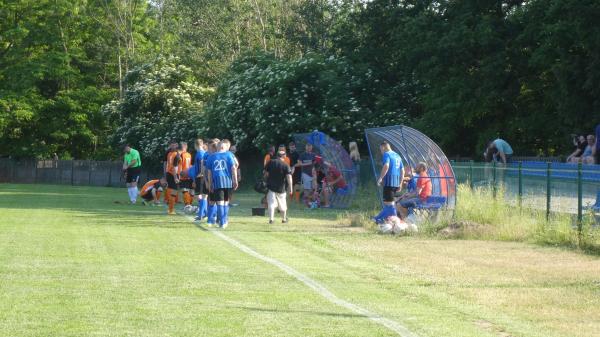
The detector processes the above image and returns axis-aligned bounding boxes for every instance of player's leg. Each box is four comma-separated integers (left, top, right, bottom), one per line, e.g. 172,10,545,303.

374,187,397,223
321,186,331,208
140,190,154,205
166,173,177,215
221,188,232,228
277,192,288,223
267,191,276,224
301,173,313,207
181,179,192,207
207,190,217,226
125,168,138,204
194,177,207,220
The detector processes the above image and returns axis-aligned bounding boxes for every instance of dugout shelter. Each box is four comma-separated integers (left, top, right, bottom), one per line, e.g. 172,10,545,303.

293,130,358,208
365,125,456,220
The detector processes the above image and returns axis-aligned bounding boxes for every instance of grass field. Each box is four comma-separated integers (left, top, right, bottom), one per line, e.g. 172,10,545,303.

1,183,599,337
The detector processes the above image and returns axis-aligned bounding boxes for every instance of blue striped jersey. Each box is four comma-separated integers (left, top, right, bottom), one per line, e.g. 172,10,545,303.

382,151,403,187
206,151,236,189
194,150,205,171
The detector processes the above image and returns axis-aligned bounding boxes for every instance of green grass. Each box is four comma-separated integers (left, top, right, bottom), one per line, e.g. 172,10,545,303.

1,183,600,337
429,184,600,253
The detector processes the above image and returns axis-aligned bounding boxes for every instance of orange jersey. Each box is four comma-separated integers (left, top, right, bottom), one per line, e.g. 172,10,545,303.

141,179,161,195
180,151,192,179
166,151,181,175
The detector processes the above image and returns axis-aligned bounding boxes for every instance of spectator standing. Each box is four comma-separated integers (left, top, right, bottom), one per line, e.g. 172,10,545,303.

298,143,317,207
349,141,361,177
288,141,301,202
277,144,291,166
264,150,293,224
349,142,361,162
263,145,275,168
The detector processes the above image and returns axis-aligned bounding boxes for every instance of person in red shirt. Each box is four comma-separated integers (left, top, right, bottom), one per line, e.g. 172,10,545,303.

398,162,432,219
315,162,348,208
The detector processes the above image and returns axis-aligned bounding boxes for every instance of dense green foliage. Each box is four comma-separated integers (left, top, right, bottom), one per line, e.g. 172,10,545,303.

333,0,600,155
104,58,213,166
1,0,598,159
204,52,408,150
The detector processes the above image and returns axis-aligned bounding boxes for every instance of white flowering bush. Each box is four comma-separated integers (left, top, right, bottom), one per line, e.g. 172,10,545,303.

204,52,409,150
103,57,214,166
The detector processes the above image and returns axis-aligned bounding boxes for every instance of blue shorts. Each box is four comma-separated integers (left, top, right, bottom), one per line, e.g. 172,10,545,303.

399,198,422,208
335,186,349,195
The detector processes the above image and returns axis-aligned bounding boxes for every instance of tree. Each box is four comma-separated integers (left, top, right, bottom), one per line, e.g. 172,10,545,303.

204,52,407,150
104,57,214,167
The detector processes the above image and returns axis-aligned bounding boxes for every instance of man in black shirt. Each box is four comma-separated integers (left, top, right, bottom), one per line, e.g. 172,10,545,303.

264,150,293,224
288,141,301,203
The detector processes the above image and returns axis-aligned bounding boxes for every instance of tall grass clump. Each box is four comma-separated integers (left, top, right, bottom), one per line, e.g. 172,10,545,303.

448,184,600,252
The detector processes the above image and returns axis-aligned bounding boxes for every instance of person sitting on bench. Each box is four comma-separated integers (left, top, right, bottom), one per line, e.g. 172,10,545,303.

398,162,432,219
397,166,417,202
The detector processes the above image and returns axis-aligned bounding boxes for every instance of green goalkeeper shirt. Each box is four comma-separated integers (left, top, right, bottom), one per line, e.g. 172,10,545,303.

124,149,141,168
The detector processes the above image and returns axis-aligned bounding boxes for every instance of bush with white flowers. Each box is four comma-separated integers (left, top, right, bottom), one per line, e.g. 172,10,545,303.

103,57,214,166
204,52,408,151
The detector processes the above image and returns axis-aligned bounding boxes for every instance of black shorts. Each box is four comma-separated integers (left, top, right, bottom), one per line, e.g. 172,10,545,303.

195,177,208,194
179,179,193,190
166,173,178,190
211,188,232,202
141,192,154,201
383,186,399,202
126,167,141,183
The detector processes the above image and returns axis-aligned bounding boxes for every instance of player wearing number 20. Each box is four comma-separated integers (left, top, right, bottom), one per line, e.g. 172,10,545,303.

374,141,404,223
205,139,239,228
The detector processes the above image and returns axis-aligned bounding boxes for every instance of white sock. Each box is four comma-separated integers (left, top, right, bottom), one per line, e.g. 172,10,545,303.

128,187,136,203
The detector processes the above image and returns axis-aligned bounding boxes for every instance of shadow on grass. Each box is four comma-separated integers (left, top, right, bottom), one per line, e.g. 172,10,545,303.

227,305,367,319
0,183,368,233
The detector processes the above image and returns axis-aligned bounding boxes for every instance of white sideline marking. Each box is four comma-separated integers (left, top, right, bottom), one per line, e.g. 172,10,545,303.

184,215,417,337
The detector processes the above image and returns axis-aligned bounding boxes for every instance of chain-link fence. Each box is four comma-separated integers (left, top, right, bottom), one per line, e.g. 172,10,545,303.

452,161,600,224
0,158,159,187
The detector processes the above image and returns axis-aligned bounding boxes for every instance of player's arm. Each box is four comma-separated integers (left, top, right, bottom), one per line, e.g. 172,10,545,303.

173,154,181,182
377,163,389,186
399,166,405,191
231,163,239,190
206,169,213,192
329,171,342,186
286,172,293,196
498,151,507,164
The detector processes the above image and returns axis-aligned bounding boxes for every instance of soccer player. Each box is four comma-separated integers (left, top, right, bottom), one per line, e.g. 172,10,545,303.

206,139,238,228
179,142,194,209
204,139,219,225
165,143,181,215
193,139,208,220
163,141,178,203
374,141,404,223
122,144,142,204
140,178,167,205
